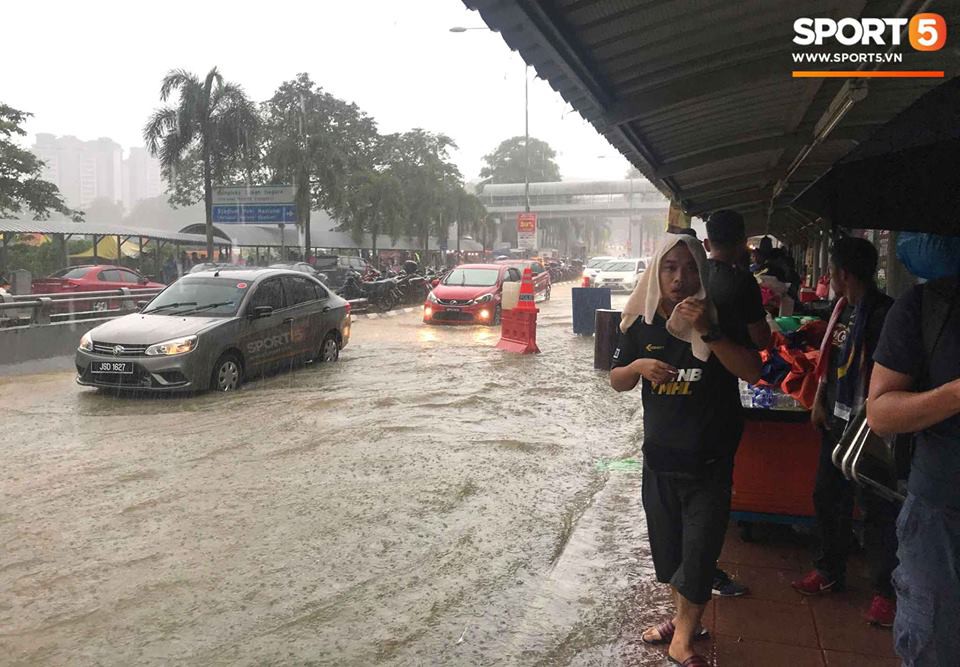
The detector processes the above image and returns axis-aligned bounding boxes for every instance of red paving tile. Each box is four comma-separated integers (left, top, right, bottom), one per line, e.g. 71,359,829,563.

809,589,898,658
716,562,809,604
719,534,807,571
715,597,819,647
711,635,826,667
823,650,900,666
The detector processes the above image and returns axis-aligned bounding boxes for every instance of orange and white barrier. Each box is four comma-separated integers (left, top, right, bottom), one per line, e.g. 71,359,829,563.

496,267,540,354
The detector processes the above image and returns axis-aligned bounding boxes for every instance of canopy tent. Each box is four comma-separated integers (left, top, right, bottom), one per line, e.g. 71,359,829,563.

70,237,140,260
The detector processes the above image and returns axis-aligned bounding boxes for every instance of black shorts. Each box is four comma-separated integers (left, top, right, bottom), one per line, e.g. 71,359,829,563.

641,459,733,604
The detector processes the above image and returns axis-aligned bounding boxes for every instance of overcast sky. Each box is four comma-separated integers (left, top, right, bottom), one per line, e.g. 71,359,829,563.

5,0,633,183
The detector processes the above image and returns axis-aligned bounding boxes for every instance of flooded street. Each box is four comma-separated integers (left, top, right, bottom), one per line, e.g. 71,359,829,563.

1,284,675,666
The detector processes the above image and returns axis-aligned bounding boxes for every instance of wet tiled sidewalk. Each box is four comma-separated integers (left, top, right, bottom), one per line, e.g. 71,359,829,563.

632,523,900,666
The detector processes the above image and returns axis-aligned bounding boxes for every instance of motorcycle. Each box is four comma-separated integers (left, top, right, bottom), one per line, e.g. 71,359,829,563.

337,271,402,312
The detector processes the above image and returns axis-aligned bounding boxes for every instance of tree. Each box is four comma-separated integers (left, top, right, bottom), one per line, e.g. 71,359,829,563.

343,168,406,268
480,136,561,184
0,104,77,220
262,74,379,256
382,130,462,256
453,189,487,253
83,197,124,224
143,67,259,258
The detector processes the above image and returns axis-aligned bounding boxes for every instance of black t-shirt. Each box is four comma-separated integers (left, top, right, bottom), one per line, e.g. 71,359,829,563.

824,302,854,436
706,259,766,349
612,314,744,473
873,284,960,509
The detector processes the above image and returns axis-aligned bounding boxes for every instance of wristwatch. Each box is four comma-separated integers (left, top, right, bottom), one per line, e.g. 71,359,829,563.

700,326,724,343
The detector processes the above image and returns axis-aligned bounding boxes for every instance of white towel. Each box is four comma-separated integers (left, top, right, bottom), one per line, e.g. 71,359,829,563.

619,234,716,362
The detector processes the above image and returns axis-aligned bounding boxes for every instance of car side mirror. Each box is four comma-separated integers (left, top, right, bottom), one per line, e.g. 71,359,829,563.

250,305,274,319
136,300,149,311
431,279,440,287
138,278,149,285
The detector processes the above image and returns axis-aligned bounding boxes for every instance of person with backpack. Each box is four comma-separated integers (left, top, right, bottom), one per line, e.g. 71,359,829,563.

791,237,899,627
868,266,960,666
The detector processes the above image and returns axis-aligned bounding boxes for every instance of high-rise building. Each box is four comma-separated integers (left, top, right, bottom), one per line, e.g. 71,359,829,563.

122,147,163,210
31,134,140,210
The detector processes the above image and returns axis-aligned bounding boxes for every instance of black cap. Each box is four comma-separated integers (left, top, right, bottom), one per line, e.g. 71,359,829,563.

706,209,745,244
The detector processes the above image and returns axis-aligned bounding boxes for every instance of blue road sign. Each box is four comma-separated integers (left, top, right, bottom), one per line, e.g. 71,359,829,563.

212,205,296,224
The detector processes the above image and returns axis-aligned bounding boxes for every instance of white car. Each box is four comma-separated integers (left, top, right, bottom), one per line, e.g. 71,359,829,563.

593,258,646,292
582,256,614,283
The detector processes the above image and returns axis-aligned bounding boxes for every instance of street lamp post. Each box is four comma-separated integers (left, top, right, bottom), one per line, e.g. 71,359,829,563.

450,27,531,215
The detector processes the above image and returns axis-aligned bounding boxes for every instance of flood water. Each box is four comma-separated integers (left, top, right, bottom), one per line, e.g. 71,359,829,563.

1,284,679,665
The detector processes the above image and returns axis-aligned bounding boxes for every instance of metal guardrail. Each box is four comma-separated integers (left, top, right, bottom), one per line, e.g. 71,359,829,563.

0,288,164,327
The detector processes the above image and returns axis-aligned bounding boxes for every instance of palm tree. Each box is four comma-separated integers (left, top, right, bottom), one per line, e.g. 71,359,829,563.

144,67,259,258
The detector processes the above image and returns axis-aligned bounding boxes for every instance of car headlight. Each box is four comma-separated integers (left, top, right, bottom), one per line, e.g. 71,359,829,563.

473,293,493,304
427,291,439,303
79,332,93,351
144,335,198,356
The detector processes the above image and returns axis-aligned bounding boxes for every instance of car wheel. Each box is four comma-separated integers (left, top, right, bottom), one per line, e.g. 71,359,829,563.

93,300,108,312
491,305,502,326
317,332,340,362
210,353,242,392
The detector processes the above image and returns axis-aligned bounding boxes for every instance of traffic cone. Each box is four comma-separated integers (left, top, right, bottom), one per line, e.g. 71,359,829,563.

497,266,540,354
516,267,537,312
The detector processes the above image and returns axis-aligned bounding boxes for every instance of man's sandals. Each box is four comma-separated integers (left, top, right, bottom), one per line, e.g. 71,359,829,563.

667,655,711,667
640,620,709,645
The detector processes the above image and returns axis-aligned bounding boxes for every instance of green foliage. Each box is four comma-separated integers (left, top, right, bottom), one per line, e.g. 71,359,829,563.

143,68,259,254
0,104,79,221
480,136,561,184
262,73,379,250
83,197,125,224
4,238,90,278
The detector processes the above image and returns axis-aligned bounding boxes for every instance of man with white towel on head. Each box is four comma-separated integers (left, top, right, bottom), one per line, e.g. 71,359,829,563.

610,234,761,667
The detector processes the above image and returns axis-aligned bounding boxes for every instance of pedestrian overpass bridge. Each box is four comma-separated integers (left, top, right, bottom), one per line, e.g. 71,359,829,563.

475,178,670,220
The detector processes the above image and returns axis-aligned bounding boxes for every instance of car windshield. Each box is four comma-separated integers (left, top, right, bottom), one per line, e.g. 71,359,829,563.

50,267,90,279
586,258,610,269
144,277,250,316
442,268,500,287
603,261,637,272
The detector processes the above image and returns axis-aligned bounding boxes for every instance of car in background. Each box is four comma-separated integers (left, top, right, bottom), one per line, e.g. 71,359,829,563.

423,263,523,326
312,255,370,288
32,265,166,312
493,259,551,300
582,256,614,284
593,258,645,292
75,268,350,393
188,263,245,274
269,262,330,285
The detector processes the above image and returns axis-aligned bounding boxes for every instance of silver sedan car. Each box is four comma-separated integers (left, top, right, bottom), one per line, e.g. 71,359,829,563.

76,269,351,392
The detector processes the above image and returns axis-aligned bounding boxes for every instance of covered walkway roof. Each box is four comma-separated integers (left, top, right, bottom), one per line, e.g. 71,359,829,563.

0,219,206,244
465,0,960,238
178,220,484,252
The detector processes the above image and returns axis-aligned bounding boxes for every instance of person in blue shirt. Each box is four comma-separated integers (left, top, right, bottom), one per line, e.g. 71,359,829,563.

868,273,960,667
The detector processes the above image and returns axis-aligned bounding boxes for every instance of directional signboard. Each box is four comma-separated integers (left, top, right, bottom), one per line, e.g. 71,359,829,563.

517,212,538,250
212,185,296,224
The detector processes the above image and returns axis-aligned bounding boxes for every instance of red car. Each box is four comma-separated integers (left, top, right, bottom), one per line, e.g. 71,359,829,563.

32,265,165,311
494,259,552,300
423,263,524,326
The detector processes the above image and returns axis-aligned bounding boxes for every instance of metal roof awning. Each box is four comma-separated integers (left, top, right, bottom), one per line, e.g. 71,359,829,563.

179,216,484,252
0,220,207,244
465,0,960,238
